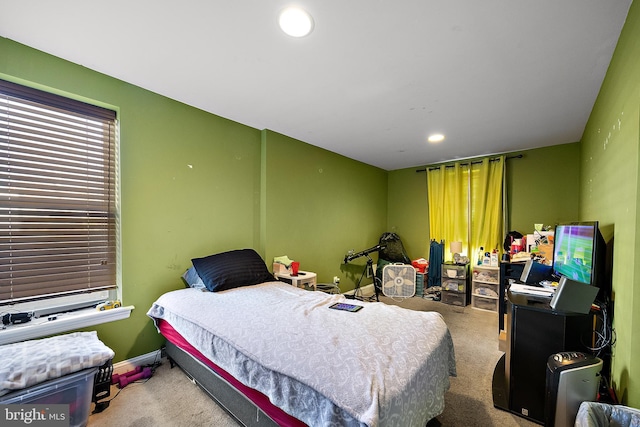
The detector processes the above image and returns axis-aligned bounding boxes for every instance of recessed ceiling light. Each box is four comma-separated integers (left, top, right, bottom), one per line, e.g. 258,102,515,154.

428,134,445,143
279,7,314,37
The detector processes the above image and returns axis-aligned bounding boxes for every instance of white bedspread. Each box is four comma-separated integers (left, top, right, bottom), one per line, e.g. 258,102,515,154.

0,331,114,397
147,282,456,427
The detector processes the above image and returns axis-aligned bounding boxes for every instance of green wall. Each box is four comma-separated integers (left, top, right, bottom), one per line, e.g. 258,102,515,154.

579,0,640,406
0,37,386,361
262,130,388,287
386,167,430,260
506,144,581,232
114,95,264,359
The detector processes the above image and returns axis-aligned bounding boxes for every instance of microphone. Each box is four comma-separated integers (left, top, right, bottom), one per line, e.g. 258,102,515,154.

343,244,386,263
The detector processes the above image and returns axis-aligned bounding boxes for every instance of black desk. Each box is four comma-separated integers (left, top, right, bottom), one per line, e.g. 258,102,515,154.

498,262,525,332
493,291,593,424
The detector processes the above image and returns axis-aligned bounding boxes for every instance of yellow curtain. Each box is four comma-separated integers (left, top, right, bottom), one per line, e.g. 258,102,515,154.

426,166,444,239
427,156,504,263
427,162,469,262
469,156,505,262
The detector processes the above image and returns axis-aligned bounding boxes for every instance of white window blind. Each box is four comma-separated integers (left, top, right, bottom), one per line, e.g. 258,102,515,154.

0,79,117,305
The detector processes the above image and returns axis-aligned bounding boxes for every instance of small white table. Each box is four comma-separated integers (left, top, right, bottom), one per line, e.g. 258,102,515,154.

274,270,317,291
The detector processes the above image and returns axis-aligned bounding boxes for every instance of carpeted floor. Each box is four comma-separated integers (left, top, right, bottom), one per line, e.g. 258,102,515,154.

88,295,539,427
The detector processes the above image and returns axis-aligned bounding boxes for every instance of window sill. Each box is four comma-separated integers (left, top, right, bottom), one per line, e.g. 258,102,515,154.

0,305,134,346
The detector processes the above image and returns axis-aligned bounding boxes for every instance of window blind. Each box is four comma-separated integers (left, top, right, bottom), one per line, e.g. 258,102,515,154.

0,79,117,304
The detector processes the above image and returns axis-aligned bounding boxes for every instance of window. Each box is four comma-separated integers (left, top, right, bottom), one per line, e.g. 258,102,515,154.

0,79,117,308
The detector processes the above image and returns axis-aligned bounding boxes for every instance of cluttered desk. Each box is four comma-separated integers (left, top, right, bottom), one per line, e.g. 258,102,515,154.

505,258,556,304
508,258,600,314
493,222,613,426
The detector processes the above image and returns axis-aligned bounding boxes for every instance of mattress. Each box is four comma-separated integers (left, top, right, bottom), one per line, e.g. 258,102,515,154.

0,331,114,397
148,281,456,427
159,319,305,426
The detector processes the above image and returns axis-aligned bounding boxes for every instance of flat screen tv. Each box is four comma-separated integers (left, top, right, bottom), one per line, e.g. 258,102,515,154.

552,221,605,291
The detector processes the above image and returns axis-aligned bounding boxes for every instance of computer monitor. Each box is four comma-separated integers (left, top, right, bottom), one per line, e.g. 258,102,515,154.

552,221,604,287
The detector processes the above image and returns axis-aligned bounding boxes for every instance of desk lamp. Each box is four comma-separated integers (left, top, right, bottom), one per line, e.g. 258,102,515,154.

450,241,463,264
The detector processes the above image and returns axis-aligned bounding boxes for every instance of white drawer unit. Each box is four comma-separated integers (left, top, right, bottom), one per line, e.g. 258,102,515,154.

471,265,499,312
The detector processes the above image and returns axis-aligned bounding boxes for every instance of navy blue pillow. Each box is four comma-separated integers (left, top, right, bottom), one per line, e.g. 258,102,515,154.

181,266,206,289
191,249,275,292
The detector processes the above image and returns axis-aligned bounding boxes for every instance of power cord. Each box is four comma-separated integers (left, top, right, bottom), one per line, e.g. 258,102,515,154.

584,298,616,355
92,387,123,414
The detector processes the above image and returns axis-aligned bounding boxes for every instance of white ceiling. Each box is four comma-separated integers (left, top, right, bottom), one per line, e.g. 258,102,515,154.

0,0,632,170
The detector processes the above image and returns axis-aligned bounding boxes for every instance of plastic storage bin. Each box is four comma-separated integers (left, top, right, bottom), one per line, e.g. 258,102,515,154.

0,367,98,427
442,290,466,306
472,296,498,312
442,278,467,293
441,264,466,279
472,266,500,283
473,282,499,298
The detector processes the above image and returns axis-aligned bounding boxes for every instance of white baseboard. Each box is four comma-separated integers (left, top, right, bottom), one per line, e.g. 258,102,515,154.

344,283,375,296
113,349,162,376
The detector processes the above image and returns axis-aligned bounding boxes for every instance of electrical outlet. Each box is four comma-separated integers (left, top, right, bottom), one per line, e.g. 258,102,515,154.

333,276,340,285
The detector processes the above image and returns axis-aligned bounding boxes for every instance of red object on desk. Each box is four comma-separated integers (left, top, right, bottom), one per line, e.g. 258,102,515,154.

290,261,300,276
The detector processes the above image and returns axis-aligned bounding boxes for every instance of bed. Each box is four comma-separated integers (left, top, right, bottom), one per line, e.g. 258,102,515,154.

147,249,456,427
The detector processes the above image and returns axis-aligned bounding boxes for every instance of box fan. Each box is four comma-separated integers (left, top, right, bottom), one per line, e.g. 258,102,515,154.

382,264,416,298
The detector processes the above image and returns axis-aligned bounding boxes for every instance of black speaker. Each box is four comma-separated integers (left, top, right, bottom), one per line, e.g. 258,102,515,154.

550,277,599,314
519,259,552,285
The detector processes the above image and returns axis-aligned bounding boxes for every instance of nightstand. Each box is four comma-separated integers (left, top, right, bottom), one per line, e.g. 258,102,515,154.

274,270,317,290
